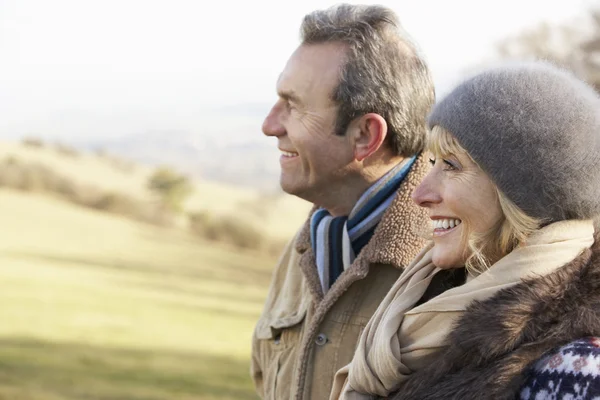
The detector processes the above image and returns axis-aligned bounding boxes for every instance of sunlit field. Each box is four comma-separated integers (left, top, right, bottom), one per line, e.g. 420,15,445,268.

0,189,277,399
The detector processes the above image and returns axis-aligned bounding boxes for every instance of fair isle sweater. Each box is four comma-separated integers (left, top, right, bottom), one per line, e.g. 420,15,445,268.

520,337,600,400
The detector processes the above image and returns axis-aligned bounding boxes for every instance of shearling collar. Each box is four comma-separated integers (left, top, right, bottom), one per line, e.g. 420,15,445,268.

294,152,430,303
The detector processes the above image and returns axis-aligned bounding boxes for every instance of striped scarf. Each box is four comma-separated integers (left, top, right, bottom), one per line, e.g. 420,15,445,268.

310,156,416,294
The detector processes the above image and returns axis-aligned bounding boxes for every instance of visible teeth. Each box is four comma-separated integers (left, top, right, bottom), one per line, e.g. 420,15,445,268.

432,218,462,230
281,150,298,157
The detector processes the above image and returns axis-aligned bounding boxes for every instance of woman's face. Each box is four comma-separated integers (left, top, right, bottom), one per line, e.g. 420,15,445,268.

412,146,503,269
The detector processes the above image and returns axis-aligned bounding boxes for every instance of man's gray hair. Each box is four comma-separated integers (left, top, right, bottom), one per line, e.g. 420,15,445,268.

300,4,435,157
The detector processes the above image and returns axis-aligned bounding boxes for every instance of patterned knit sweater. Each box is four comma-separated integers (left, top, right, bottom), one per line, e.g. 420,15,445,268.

520,337,600,399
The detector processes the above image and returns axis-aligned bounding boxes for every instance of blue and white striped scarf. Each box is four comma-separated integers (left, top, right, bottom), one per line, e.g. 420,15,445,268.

310,156,416,294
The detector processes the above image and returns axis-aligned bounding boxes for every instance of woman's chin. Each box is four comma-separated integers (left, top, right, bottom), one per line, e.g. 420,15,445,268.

431,247,465,270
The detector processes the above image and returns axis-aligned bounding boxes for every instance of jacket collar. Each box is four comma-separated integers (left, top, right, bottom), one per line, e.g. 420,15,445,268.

295,152,430,303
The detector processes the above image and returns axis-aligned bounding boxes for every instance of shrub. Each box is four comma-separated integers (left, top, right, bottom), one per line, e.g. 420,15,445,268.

87,192,168,225
22,137,45,148
0,157,167,226
0,158,50,192
89,192,137,214
147,167,193,213
188,212,265,250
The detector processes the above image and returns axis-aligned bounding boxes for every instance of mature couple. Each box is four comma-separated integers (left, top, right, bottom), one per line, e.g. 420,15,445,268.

251,4,600,400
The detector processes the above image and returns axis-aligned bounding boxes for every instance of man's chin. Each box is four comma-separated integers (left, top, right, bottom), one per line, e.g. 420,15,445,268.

280,182,299,197
280,177,308,200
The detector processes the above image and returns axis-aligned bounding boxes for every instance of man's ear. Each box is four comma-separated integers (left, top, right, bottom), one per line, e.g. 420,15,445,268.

352,113,388,162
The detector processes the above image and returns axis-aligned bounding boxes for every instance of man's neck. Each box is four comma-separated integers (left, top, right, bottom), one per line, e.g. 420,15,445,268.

318,157,406,217
320,183,371,217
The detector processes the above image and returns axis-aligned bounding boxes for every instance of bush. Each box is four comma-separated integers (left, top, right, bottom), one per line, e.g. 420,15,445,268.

19,166,46,192
148,167,193,213
0,158,51,192
188,212,265,250
89,192,137,214
22,137,45,148
87,192,169,225
0,157,167,226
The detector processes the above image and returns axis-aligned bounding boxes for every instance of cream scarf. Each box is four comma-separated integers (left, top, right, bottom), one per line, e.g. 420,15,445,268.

330,219,595,400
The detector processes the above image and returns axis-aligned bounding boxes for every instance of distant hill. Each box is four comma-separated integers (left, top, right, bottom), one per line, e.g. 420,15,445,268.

0,139,311,241
80,130,282,190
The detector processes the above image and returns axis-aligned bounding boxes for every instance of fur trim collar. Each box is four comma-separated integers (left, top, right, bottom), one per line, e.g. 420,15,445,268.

389,233,600,400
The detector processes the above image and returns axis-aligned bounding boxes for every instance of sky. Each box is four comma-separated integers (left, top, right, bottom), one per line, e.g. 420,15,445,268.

0,0,596,142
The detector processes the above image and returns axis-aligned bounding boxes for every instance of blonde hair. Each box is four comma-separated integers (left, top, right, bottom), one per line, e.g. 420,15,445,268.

428,125,541,274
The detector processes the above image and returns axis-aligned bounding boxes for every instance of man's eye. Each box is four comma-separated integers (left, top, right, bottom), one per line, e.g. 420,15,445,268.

428,158,436,166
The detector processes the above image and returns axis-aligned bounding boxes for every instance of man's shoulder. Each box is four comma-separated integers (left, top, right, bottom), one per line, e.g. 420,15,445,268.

268,224,307,280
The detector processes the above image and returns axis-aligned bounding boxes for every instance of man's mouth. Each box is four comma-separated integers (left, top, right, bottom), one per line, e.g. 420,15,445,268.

280,150,299,158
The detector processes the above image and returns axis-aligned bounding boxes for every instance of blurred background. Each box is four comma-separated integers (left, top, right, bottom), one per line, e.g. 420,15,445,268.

0,0,599,399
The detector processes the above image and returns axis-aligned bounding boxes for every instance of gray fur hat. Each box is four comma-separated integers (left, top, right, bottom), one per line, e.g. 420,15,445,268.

428,61,600,223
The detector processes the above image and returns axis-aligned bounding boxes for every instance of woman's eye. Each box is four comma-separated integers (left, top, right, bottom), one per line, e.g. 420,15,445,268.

443,160,457,170
429,157,459,171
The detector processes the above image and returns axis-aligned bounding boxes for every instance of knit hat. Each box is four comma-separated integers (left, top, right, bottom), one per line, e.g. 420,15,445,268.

428,61,600,223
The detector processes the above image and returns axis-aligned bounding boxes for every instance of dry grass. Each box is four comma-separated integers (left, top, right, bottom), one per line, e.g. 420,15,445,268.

0,188,278,399
0,137,313,399
0,140,310,240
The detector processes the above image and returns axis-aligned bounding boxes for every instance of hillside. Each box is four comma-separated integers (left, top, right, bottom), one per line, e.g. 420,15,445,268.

0,140,311,241
0,188,275,399
0,139,316,398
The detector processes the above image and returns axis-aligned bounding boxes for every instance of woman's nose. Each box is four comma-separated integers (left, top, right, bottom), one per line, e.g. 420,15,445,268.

412,173,442,208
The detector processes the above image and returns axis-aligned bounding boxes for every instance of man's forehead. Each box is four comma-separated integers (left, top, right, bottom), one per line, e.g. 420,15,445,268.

276,73,301,99
275,43,347,100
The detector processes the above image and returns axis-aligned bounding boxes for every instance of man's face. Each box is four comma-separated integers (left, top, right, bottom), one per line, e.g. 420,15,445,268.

262,42,356,203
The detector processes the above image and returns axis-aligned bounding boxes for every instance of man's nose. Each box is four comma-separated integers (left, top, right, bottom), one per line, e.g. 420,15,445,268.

262,102,286,137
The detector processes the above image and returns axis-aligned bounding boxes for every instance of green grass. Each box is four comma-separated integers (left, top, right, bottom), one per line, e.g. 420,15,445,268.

0,189,277,399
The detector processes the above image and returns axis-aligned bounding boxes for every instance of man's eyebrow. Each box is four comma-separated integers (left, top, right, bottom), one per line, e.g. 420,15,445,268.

277,89,302,104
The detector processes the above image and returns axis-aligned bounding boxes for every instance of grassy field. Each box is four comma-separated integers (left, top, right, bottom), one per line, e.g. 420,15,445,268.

0,140,310,241
0,188,280,399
